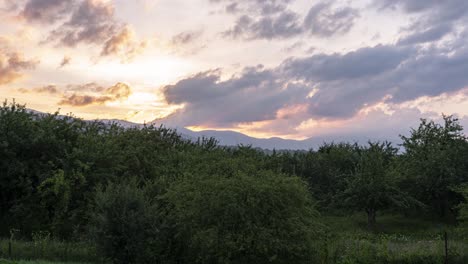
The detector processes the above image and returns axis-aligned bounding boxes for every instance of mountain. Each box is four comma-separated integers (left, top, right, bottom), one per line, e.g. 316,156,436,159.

91,119,312,150
93,120,397,150
27,109,402,150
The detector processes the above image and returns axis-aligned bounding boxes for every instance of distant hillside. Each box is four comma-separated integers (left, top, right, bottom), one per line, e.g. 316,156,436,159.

28,109,404,150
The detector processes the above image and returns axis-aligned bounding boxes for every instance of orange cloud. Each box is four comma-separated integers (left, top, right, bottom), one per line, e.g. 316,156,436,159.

59,82,132,106
18,84,59,94
0,52,39,85
101,27,147,62
59,56,71,68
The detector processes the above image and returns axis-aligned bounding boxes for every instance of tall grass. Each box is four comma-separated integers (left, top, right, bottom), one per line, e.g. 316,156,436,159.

0,239,98,263
317,213,468,264
0,260,87,264
1,213,467,264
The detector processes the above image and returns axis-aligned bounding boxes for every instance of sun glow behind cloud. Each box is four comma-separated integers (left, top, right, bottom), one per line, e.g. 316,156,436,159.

91,54,195,87
3,0,468,141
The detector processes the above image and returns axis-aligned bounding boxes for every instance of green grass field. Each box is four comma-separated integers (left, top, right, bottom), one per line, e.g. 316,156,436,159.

0,260,87,264
1,213,467,264
0,239,97,264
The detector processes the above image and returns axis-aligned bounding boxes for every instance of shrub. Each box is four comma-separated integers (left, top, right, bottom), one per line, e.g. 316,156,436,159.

92,172,322,264
161,171,322,264
91,181,162,264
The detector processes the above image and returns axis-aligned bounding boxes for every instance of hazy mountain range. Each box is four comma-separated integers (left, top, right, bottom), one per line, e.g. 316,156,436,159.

94,119,402,151
27,109,416,150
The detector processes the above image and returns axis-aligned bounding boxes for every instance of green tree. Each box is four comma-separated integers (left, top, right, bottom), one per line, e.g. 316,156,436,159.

162,171,322,264
401,115,468,220
453,184,468,225
92,180,162,264
343,142,420,229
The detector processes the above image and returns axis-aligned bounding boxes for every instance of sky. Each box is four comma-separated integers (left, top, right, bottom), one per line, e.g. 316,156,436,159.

1,0,468,140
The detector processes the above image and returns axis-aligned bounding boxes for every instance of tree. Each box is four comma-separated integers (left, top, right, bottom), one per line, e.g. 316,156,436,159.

91,180,163,264
401,115,468,220
343,142,420,229
160,171,322,264
453,184,468,225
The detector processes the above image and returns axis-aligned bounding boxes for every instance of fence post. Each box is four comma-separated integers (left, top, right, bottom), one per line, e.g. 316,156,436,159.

444,231,448,264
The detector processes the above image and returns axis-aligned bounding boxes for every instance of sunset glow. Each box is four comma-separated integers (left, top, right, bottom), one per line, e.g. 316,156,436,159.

2,0,468,141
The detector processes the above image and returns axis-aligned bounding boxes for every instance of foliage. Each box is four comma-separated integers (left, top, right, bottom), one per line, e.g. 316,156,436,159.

342,142,422,228
92,172,322,264
161,171,321,264
400,115,468,221
2,100,468,263
454,184,468,225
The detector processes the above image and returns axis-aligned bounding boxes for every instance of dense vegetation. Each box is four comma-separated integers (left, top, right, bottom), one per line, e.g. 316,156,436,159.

1,101,468,263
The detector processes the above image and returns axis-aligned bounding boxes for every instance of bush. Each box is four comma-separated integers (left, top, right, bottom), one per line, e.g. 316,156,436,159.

91,181,162,264
161,171,322,264
92,172,322,264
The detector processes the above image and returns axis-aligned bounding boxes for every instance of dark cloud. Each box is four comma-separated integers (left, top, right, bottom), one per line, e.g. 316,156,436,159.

398,23,453,45
46,0,118,46
18,0,145,61
295,46,468,118
282,45,414,82
162,34,468,126
210,0,292,15
59,82,132,106
214,0,303,40
304,2,359,37
376,0,468,46
224,11,303,40
0,51,38,85
217,0,359,40
21,0,74,23
376,0,467,18
162,66,311,126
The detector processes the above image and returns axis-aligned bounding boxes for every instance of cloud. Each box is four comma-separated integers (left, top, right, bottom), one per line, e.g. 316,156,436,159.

64,82,105,92
59,82,132,106
171,30,203,46
216,0,359,40
101,27,147,62
162,66,311,126
214,0,304,40
304,2,359,37
0,51,38,85
223,11,303,40
162,30,468,127
282,44,414,82
376,0,468,46
59,56,71,68
0,0,24,12
21,0,74,24
46,0,118,46
18,0,146,61
19,84,59,94
398,23,453,45
210,0,292,15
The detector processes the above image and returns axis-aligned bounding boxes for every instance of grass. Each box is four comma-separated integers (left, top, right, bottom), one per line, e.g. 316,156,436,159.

318,213,468,264
1,213,467,264
0,239,97,264
0,260,87,264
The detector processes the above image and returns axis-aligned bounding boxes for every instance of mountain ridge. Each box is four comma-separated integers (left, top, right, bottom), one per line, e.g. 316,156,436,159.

26,109,403,150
